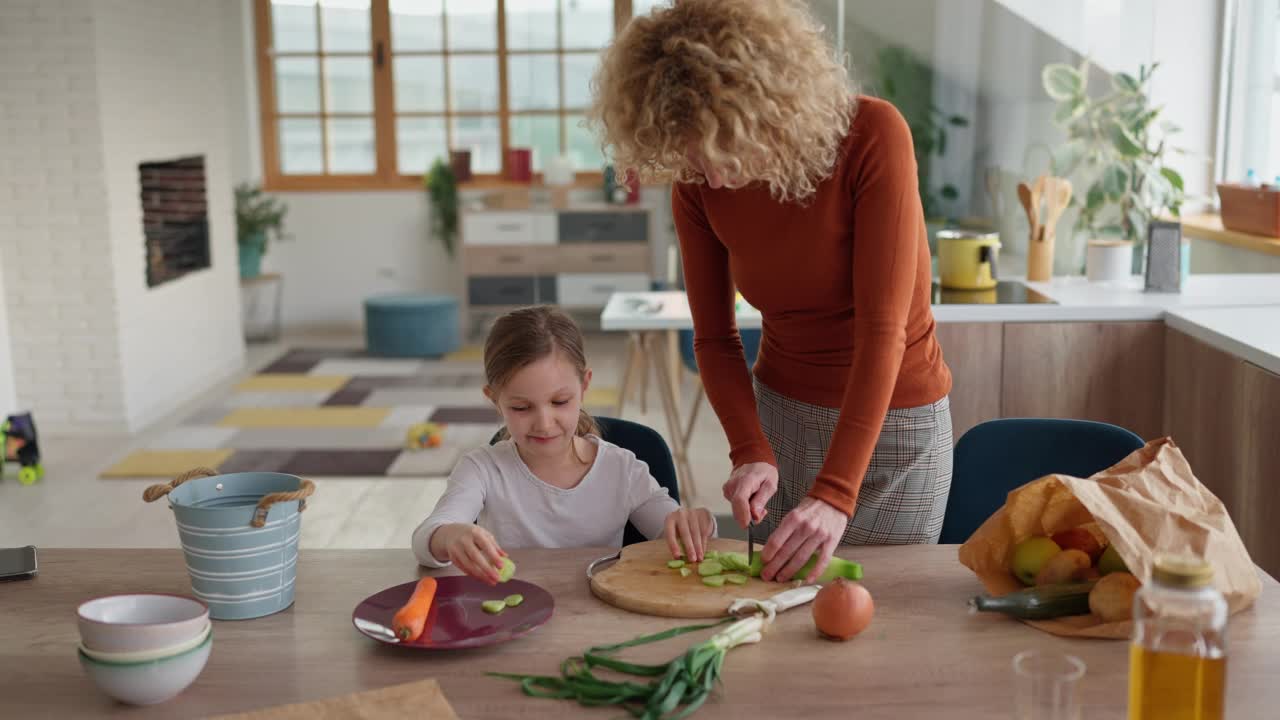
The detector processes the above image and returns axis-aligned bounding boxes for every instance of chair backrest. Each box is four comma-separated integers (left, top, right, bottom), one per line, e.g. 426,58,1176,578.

488,416,678,546
678,328,762,375
938,418,1145,544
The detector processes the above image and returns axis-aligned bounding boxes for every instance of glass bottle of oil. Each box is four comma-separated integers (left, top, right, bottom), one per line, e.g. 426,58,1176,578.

1128,555,1227,720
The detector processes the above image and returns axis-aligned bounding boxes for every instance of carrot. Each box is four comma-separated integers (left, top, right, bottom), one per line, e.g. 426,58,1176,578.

391,577,438,642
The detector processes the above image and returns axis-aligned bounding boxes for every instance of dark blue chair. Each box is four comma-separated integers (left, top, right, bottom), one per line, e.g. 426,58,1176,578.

677,327,761,446
938,418,1145,544
490,416,678,546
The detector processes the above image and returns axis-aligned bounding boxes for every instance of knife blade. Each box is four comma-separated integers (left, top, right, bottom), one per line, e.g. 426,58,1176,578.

747,521,755,569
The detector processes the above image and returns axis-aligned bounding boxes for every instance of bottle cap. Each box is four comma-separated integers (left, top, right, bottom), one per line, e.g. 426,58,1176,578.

1152,554,1214,588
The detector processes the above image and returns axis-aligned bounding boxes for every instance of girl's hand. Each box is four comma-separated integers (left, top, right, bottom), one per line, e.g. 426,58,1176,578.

664,507,714,562
434,524,507,585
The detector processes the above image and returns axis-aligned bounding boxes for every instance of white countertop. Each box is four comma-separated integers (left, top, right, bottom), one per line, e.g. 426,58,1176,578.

603,274,1280,327
1165,306,1280,376
933,273,1280,322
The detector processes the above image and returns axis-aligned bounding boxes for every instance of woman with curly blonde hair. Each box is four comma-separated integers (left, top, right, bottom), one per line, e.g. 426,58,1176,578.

589,0,954,583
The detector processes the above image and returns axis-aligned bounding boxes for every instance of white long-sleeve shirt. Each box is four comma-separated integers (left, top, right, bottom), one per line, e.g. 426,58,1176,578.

412,435,711,567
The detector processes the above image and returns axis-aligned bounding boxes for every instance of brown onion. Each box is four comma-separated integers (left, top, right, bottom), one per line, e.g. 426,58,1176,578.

812,578,874,641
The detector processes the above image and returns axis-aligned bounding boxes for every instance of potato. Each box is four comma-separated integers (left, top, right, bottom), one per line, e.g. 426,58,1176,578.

1034,549,1092,586
1089,571,1141,622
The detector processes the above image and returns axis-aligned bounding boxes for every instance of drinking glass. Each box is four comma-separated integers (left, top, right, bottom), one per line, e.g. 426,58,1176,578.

1013,649,1085,720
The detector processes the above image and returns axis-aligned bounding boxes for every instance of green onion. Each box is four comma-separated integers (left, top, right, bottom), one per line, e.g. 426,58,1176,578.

489,615,767,719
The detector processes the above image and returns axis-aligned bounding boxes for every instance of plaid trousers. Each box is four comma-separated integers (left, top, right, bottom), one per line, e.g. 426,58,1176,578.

755,378,953,545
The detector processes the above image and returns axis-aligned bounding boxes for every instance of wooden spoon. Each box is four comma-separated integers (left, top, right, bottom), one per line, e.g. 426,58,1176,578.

1017,182,1039,240
1040,177,1074,243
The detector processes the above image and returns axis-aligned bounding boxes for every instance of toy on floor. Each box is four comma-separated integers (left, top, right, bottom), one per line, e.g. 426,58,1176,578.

405,422,445,450
1,412,44,485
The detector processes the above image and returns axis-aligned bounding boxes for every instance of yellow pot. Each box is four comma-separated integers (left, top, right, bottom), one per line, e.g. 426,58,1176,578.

937,229,1001,290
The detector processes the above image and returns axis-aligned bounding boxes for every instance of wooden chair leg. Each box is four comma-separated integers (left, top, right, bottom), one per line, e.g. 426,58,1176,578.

646,332,696,505
616,333,640,418
637,345,649,415
682,377,704,451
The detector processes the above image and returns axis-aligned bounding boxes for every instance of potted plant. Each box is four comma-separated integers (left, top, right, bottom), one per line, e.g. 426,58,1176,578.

235,183,288,279
1042,60,1186,273
425,157,459,257
875,45,970,251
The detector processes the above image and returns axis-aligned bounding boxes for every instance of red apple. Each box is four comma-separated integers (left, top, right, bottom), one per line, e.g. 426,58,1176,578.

1051,528,1104,563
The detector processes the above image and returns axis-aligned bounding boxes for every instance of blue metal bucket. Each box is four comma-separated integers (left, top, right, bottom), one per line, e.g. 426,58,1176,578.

145,469,315,621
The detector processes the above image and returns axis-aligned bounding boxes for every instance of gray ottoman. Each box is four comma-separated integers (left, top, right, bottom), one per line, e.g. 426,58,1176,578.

364,294,460,357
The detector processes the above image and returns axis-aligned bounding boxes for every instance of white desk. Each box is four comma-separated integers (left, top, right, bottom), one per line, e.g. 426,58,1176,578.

599,291,761,330
600,292,762,503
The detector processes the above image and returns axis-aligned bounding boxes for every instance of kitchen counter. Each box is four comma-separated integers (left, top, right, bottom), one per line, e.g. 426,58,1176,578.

1165,305,1280,376
934,273,1280,322
7,548,1280,718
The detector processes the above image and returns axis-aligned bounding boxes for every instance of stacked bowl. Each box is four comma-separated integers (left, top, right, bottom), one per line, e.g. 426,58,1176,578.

75,594,211,705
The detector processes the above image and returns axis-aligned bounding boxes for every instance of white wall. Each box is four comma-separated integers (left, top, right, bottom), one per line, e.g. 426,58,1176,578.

0,0,129,432
0,249,17,414
994,0,1159,75
263,191,460,331
92,0,245,430
1148,0,1223,209
0,0,245,432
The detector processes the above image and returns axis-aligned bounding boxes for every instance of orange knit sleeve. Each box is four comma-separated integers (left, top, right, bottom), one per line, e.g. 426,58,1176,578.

807,102,927,517
671,184,777,471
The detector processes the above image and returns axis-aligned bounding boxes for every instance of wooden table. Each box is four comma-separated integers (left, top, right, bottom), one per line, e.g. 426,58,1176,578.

4,547,1278,718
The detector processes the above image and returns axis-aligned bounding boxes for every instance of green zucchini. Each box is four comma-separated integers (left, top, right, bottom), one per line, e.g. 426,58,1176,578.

715,552,751,572
969,582,1097,620
701,575,726,588
747,552,863,583
667,559,686,569
697,560,724,577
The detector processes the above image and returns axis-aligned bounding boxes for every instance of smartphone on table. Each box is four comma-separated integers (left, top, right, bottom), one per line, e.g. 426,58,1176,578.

0,545,38,581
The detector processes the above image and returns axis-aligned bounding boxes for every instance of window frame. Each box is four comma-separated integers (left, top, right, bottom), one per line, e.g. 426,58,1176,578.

254,0,635,191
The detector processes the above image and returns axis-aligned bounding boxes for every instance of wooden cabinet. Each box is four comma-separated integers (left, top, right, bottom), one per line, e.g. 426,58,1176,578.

1164,329,1280,578
1001,321,1165,440
461,206,652,318
933,322,1003,440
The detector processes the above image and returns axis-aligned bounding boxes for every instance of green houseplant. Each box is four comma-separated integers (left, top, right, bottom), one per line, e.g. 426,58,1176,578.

235,183,288,279
876,45,970,223
425,158,459,257
1042,60,1186,267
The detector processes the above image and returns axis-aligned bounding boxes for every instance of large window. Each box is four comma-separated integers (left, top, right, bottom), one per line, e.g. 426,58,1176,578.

255,0,648,189
1218,0,1280,188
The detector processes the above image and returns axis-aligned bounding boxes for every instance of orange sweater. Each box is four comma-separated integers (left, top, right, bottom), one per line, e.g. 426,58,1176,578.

672,96,952,517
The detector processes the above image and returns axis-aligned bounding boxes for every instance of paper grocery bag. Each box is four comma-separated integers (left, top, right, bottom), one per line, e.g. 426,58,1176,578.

958,437,1262,639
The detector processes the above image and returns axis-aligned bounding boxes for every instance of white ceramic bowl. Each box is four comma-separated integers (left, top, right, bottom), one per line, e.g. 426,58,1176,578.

78,631,211,706
79,621,210,664
77,594,209,654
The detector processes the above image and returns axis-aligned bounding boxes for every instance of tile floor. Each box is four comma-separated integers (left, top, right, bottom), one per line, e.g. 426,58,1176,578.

0,331,742,550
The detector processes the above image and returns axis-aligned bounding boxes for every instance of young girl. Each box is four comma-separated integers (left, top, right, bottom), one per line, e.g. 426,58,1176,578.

411,305,716,584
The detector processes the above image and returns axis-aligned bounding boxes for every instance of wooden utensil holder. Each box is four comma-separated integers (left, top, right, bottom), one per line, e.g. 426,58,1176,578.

1026,227,1054,282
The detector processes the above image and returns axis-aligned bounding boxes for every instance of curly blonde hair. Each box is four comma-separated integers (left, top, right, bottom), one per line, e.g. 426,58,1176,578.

588,0,854,203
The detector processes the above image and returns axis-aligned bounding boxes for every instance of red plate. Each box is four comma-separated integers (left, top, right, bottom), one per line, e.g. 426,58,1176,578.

351,576,554,649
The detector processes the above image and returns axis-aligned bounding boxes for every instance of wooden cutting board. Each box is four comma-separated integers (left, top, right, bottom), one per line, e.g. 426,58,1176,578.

589,538,794,618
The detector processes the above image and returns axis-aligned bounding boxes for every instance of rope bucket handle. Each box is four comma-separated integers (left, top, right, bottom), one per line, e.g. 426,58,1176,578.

144,468,317,528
